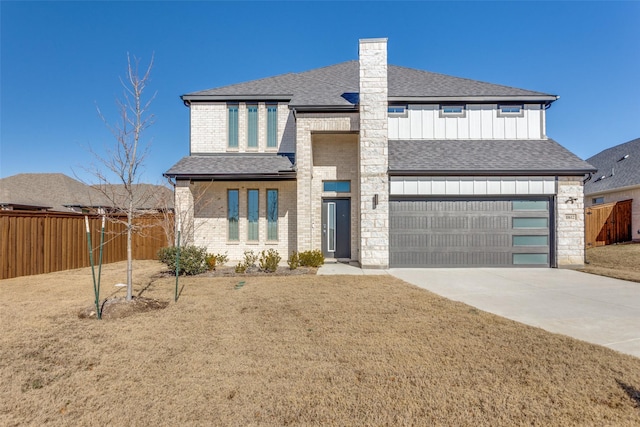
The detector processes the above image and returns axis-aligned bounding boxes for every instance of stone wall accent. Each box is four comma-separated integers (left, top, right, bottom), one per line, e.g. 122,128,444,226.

556,176,586,267
359,38,389,268
295,113,359,254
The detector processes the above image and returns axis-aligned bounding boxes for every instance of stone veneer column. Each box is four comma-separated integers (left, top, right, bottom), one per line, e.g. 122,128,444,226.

556,176,586,267
359,38,389,268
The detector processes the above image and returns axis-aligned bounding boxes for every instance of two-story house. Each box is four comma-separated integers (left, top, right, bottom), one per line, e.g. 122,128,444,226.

165,38,594,268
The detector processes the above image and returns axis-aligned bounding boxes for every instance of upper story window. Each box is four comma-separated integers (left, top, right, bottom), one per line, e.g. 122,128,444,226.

440,105,466,118
498,104,524,117
388,105,407,116
247,105,258,149
228,104,239,149
267,105,278,148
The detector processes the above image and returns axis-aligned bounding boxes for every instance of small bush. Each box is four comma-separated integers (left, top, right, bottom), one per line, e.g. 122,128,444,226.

298,249,325,268
259,249,281,273
157,245,208,276
287,251,299,270
205,252,229,271
235,261,247,274
242,250,258,268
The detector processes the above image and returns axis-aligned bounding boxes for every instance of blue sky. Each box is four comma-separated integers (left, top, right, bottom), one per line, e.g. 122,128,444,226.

1,1,639,184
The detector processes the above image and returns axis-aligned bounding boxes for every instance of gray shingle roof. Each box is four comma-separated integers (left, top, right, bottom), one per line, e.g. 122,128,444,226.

183,61,556,108
584,138,640,194
0,173,110,212
164,154,296,179
389,139,595,175
94,184,174,210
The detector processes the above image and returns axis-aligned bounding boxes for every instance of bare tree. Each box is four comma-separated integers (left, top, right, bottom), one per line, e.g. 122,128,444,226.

88,53,156,301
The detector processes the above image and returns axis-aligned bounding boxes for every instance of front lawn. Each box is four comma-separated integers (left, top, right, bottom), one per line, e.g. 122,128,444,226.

1,260,639,425
582,242,640,283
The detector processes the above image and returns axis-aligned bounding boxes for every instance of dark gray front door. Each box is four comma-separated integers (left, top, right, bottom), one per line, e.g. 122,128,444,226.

322,199,351,259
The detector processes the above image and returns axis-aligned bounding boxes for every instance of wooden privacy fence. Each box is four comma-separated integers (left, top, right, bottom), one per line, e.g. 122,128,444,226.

585,199,633,248
0,211,172,280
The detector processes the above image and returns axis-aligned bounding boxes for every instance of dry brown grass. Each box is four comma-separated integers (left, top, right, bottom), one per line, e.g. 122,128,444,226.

2,260,640,426
581,242,640,283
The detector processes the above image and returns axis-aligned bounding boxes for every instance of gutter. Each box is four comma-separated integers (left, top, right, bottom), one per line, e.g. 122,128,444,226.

388,168,596,177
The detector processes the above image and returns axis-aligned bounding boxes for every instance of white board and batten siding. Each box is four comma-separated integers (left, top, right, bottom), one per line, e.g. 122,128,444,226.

390,176,556,196
388,104,544,140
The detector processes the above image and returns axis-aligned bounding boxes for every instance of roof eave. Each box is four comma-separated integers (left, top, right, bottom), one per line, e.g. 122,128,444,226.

388,168,594,176
388,95,558,104
181,94,293,102
163,172,297,181
291,105,358,112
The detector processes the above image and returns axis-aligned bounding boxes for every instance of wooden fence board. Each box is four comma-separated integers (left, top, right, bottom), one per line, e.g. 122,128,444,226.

585,199,633,248
0,211,172,280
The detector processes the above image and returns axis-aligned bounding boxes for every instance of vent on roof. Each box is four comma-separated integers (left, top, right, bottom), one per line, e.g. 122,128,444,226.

617,154,629,162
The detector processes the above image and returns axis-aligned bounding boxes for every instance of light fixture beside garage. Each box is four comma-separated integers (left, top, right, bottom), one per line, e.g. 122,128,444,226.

565,197,578,204
373,194,379,209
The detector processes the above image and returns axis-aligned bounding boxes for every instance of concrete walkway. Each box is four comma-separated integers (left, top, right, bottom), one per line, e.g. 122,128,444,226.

317,263,640,358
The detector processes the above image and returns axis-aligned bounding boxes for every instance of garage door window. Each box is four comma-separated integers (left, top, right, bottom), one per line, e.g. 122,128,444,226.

512,200,548,211
513,217,548,228
513,253,548,265
513,235,548,246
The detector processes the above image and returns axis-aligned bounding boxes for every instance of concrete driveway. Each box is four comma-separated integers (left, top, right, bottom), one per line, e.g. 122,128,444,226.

387,268,640,358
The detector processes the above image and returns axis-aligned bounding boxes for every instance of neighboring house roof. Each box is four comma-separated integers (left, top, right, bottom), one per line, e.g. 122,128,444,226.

388,139,596,176
182,61,557,108
0,173,173,212
0,173,109,212
584,137,640,195
164,154,296,180
95,184,174,211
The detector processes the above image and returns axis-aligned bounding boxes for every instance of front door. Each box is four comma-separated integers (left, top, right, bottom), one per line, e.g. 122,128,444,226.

322,199,351,259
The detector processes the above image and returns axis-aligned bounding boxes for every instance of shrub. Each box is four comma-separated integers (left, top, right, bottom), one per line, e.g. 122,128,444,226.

157,245,208,276
235,250,258,274
287,251,299,270
298,249,325,268
259,249,281,273
205,252,229,271
235,261,247,274
242,250,258,268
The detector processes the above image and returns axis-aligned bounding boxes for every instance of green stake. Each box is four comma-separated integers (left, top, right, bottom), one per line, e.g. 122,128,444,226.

85,216,100,319
174,219,181,302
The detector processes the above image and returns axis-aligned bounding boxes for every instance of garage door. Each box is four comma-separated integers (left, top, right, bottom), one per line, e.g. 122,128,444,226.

390,198,552,267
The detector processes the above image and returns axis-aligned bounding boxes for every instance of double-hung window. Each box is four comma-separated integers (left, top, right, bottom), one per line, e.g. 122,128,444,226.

228,105,239,148
247,189,259,241
267,105,278,148
247,105,258,149
227,190,239,241
267,189,278,240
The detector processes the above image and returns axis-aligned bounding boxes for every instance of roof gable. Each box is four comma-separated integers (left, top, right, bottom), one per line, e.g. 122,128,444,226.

584,138,640,194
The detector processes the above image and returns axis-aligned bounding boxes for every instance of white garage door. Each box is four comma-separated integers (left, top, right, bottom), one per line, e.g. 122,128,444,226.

390,198,552,267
